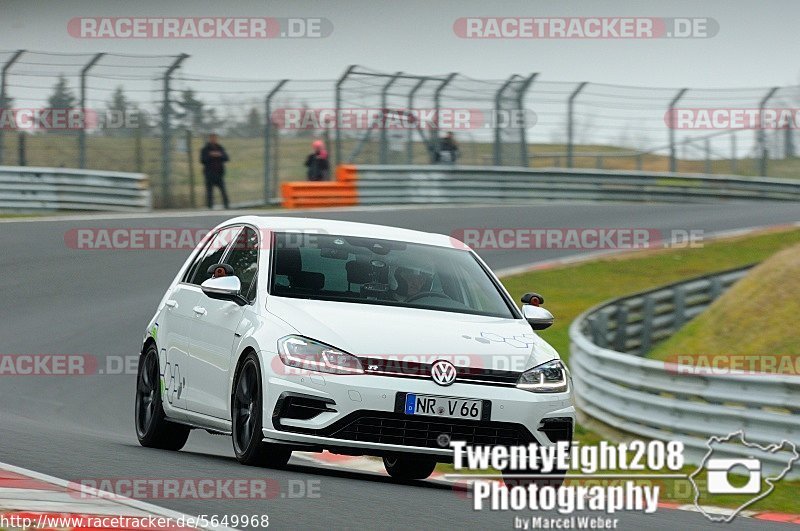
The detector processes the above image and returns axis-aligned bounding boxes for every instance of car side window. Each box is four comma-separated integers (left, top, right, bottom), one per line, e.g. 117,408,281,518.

224,226,259,301
185,227,239,285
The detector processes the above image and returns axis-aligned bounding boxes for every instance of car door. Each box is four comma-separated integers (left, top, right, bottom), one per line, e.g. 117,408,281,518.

186,226,260,419
163,228,235,411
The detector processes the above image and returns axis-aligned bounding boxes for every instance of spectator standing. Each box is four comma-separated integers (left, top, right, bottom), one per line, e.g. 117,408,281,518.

200,133,230,209
435,131,459,164
305,140,330,181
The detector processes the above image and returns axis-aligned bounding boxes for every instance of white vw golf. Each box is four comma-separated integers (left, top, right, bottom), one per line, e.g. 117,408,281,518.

136,216,574,482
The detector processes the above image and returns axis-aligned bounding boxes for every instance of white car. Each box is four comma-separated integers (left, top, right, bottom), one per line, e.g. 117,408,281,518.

136,216,574,481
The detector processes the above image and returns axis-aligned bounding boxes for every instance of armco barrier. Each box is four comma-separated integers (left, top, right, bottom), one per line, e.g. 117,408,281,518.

0,166,151,212
569,265,800,477
280,165,800,207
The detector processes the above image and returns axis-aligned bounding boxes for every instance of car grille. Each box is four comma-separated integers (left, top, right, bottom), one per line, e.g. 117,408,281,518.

329,413,534,448
360,358,520,387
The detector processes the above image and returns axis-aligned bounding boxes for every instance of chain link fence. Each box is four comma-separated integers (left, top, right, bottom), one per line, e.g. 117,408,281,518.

1,49,798,209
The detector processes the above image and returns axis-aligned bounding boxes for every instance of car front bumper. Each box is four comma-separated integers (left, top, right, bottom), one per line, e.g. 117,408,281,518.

261,360,575,458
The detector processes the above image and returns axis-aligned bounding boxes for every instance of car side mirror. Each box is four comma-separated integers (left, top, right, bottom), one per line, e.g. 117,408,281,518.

201,276,247,306
522,304,554,330
521,292,544,306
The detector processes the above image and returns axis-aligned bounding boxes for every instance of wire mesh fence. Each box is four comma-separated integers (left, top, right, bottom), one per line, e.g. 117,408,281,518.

1,49,798,209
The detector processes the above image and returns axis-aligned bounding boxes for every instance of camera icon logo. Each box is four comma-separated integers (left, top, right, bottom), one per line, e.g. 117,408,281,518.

706,458,761,494
689,430,799,523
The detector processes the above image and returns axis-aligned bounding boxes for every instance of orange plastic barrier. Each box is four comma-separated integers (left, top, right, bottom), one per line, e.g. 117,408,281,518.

281,166,359,208
335,164,358,182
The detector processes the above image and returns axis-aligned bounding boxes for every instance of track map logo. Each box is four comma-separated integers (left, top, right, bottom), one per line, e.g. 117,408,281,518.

689,431,799,522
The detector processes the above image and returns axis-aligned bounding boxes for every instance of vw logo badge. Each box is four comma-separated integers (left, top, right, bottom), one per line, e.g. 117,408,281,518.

431,360,457,386
437,433,452,448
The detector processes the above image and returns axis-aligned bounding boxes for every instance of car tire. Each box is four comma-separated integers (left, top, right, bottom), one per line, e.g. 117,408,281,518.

135,344,191,450
232,352,292,468
383,454,437,480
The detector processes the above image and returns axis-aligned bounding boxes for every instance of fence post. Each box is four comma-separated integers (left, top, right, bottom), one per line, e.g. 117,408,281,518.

493,75,518,166
433,73,457,163
639,296,655,355
334,65,356,168
567,81,588,168
17,132,25,166
0,50,24,166
517,73,537,167
78,53,104,169
135,123,143,173
185,129,195,209
264,79,288,205
668,88,688,172
379,72,402,164
406,77,427,164
704,138,711,174
730,133,737,173
159,53,188,209
636,152,643,170
613,304,629,352
673,285,687,330
758,87,778,176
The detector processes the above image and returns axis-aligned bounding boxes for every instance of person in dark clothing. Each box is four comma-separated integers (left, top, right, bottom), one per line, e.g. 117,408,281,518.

200,133,230,209
435,131,459,164
305,140,330,181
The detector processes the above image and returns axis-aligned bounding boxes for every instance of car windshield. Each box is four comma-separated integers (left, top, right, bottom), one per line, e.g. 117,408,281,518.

270,232,516,319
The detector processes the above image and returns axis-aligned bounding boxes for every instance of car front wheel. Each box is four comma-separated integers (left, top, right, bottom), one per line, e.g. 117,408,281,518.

232,352,292,468
383,454,437,480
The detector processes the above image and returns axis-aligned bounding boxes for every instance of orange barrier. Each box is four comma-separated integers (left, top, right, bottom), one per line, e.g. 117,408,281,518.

335,164,358,182
281,166,359,208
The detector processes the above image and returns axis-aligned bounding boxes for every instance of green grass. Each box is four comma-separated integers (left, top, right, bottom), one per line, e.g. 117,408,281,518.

435,227,800,513
500,228,800,365
649,241,800,362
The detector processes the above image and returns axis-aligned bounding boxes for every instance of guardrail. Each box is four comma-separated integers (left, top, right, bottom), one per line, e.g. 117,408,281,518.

569,265,800,477
0,166,151,212
279,165,800,207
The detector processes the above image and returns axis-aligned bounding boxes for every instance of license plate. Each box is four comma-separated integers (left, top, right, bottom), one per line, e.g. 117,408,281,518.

404,393,483,420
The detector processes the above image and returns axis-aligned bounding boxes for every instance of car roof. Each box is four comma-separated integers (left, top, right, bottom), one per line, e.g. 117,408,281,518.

214,215,470,250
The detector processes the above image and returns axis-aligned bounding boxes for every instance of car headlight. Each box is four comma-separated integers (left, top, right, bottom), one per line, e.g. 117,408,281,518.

516,360,568,393
277,335,364,375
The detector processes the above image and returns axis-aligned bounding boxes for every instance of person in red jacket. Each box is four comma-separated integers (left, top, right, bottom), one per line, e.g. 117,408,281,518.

305,140,330,181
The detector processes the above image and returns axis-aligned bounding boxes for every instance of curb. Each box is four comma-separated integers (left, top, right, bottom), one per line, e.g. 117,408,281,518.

0,462,232,531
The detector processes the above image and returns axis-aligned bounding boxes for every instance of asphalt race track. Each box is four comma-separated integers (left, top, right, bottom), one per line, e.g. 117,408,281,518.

0,202,798,530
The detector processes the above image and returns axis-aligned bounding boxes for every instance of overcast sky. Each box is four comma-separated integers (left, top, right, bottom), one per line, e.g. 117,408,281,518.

1,0,799,88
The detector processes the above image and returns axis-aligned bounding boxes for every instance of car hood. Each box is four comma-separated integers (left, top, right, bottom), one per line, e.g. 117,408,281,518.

266,297,559,372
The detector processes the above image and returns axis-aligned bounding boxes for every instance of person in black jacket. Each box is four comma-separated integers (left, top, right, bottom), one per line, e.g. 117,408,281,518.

435,131,459,164
200,133,230,209
305,140,330,181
